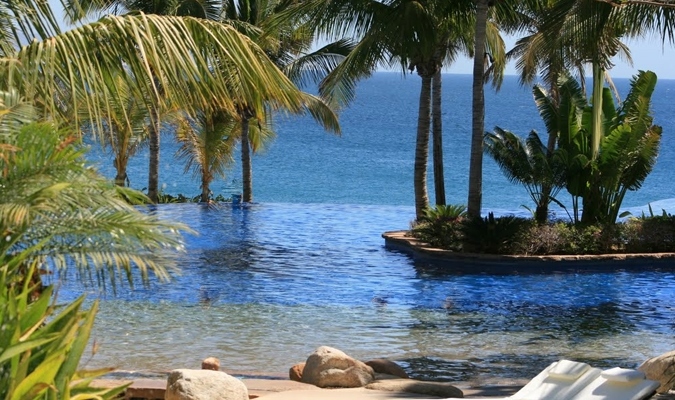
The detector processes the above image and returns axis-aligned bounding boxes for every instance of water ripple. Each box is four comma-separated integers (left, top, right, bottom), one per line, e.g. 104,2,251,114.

55,203,675,382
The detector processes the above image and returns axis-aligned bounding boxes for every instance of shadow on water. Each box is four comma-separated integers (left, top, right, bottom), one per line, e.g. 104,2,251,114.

405,301,638,338
399,353,634,383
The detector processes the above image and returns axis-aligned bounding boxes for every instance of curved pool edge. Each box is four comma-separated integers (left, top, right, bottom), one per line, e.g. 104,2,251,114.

382,230,675,273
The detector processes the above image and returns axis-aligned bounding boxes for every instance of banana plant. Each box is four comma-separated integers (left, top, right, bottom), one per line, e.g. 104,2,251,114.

554,70,662,224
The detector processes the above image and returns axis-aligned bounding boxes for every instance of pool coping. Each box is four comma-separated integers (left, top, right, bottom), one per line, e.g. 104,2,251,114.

382,230,675,273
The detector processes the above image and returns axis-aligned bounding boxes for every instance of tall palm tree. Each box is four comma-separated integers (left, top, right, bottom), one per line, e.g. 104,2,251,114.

467,0,529,219
467,0,490,219
221,0,348,203
301,0,502,220
430,9,478,208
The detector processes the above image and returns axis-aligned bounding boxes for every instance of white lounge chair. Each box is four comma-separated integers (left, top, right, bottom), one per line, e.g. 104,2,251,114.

467,360,602,400
568,367,660,400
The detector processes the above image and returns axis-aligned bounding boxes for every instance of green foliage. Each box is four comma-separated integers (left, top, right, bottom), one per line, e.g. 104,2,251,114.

0,116,188,288
519,223,618,255
154,192,230,204
553,70,662,225
0,261,127,400
461,212,533,254
412,205,467,251
484,127,566,223
623,215,675,253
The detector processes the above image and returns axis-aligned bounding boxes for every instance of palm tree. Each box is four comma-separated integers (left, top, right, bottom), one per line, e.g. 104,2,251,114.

301,0,503,220
176,110,239,203
466,0,524,219
485,127,566,223
220,0,348,203
85,72,151,187
467,0,490,219
502,0,580,222
429,7,479,208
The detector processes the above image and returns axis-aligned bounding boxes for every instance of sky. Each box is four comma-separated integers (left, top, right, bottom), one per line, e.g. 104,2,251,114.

444,35,675,80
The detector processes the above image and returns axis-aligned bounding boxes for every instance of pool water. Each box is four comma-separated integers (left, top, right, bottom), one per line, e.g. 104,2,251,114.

56,203,675,382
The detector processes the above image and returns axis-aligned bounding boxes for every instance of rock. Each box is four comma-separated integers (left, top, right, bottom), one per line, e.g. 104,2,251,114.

301,346,375,388
201,357,221,371
365,359,409,379
639,351,675,393
166,369,248,400
289,362,305,382
366,378,464,398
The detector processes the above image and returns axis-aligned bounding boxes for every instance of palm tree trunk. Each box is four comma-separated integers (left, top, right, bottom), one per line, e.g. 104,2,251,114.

414,74,432,220
114,157,128,187
468,0,488,219
201,171,211,203
147,113,160,203
241,117,253,203
591,61,604,158
537,74,562,224
432,69,446,206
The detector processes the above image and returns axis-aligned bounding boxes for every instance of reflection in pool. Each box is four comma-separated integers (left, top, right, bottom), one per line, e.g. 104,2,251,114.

55,203,675,383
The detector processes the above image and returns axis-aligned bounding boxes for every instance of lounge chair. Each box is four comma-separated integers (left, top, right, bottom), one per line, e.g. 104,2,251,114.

568,367,660,400
467,360,602,400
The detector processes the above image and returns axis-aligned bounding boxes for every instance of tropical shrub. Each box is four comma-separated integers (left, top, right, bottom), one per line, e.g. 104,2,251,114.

1,121,186,287
461,213,533,254
484,128,566,224
412,205,467,250
623,215,675,253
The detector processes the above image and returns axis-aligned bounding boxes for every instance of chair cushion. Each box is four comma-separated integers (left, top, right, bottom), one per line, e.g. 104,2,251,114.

548,360,591,380
601,367,646,382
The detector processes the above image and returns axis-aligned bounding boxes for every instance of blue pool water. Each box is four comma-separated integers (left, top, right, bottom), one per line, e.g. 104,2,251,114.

59,203,675,383
68,72,675,382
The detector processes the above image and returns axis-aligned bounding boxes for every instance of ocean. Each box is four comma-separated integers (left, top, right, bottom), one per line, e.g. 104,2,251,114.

87,72,675,216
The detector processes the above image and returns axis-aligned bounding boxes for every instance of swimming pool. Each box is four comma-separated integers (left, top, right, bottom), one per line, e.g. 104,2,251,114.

56,203,675,383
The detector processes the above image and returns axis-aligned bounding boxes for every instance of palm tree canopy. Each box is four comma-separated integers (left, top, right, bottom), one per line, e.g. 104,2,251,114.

2,6,327,139
0,93,188,289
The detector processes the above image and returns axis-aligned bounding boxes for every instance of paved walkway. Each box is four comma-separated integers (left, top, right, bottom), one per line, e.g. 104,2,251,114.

95,377,523,399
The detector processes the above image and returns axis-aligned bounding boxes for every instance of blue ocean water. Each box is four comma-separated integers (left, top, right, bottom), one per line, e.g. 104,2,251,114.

72,73,675,383
87,72,675,215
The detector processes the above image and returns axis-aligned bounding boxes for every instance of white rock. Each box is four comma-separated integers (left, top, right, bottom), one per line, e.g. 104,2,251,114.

301,346,375,388
166,369,248,400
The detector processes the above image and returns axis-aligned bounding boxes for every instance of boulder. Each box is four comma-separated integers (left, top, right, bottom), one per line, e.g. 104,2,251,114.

365,359,409,379
638,351,675,393
166,369,248,400
289,362,305,382
201,357,221,371
301,346,375,388
366,378,464,398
